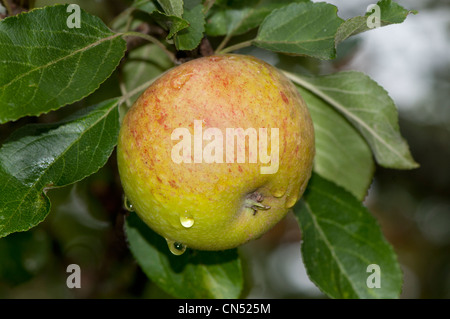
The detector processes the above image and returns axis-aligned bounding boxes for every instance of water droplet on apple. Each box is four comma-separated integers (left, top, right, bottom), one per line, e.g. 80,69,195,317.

272,188,286,198
166,238,186,256
285,194,298,208
123,196,134,212
180,213,194,228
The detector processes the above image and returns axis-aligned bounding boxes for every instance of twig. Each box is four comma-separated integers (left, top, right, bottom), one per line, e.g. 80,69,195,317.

118,76,161,106
119,81,131,108
122,31,176,63
218,40,253,54
124,13,134,32
215,33,232,53
203,0,216,15
109,6,135,30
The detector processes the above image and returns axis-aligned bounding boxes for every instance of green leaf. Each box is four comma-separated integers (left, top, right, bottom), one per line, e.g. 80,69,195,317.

131,1,189,39
0,5,126,124
0,98,120,238
147,0,191,39
157,0,184,17
376,0,417,23
175,4,205,51
284,71,419,169
254,2,343,59
206,0,309,37
184,0,202,10
133,0,157,13
298,87,374,200
152,11,190,39
335,0,417,45
294,173,403,299
125,212,243,299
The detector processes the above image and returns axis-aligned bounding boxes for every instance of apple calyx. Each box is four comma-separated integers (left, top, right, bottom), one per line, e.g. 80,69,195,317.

245,192,271,215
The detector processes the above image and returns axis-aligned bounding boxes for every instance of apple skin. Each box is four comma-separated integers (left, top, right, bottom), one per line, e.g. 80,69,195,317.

117,54,315,251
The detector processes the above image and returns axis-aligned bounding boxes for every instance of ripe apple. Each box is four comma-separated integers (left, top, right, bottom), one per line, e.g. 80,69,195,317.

117,54,315,251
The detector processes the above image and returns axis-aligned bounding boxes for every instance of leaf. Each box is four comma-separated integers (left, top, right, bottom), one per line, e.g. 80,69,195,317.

284,71,419,169
294,173,403,299
335,0,418,45
125,212,243,299
175,4,205,51
133,0,157,14
131,1,189,39
157,0,184,17
151,11,190,39
206,0,309,37
254,2,344,60
184,0,202,10
298,87,374,200
375,0,418,23
0,5,126,124
149,0,191,39
0,98,120,238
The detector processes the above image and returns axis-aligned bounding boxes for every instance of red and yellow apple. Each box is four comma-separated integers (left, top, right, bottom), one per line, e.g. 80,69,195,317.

117,54,314,251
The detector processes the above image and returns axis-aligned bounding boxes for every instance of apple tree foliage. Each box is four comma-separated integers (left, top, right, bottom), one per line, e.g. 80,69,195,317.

0,0,418,299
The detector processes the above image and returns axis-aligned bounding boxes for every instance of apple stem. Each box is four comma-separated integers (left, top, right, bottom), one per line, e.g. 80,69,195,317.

218,40,253,55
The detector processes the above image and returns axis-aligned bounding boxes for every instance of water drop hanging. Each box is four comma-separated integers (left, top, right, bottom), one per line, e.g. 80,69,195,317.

124,196,134,212
166,238,187,256
285,194,298,208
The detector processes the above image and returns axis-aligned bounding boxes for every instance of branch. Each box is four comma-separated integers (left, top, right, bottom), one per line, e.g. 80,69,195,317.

218,40,253,54
118,76,161,107
122,31,176,63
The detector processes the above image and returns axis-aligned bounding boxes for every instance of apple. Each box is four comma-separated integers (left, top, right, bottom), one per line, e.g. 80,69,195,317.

117,54,315,252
